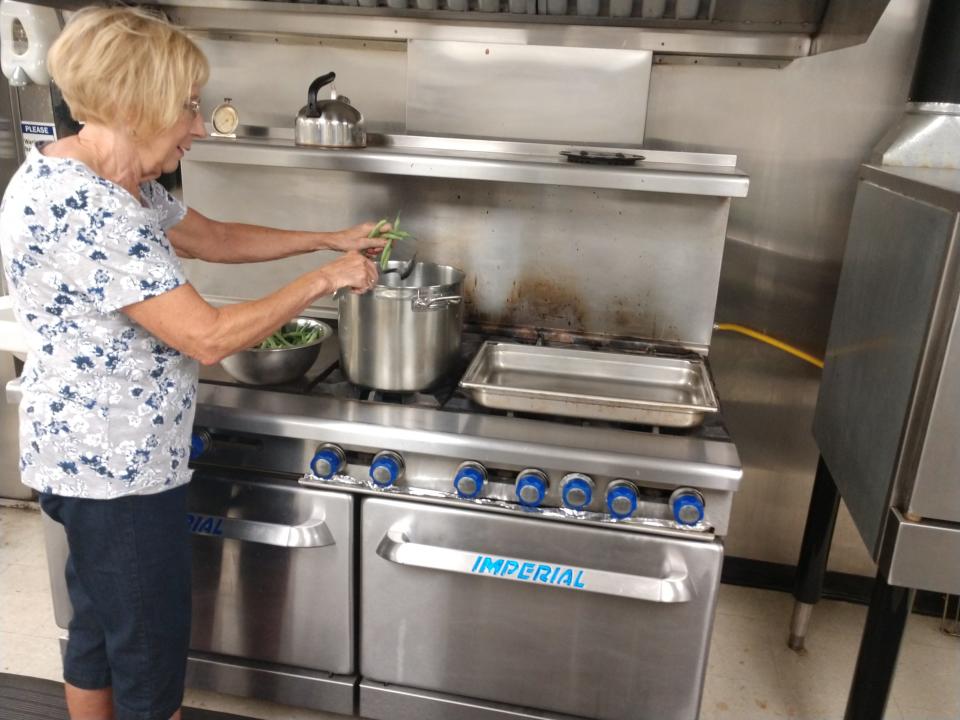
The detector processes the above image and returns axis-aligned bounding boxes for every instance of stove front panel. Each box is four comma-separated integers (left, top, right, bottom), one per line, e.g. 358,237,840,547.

360,497,723,720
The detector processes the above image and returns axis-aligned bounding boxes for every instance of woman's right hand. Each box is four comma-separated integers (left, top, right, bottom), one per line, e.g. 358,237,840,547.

319,251,379,294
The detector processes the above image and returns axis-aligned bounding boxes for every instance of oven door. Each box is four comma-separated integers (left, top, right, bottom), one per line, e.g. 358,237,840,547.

189,471,354,674
360,497,722,720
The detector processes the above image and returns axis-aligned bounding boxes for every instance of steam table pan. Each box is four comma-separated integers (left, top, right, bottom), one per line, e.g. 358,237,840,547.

459,341,718,428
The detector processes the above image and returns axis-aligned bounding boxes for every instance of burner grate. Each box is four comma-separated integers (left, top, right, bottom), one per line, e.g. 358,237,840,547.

198,325,728,441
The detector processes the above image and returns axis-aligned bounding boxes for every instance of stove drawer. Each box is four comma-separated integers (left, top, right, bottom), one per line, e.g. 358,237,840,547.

360,497,722,720
189,473,354,674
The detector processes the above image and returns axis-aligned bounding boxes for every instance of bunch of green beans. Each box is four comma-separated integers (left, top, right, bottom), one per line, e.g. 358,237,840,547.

369,211,413,270
256,324,323,350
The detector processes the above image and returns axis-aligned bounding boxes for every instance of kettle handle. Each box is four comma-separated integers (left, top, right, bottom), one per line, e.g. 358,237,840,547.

307,72,337,113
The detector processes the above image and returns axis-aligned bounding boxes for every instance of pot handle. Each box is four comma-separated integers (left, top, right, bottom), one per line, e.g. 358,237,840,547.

412,295,462,311
307,72,337,113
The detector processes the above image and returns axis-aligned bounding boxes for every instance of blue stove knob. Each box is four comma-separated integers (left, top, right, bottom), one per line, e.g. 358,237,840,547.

515,469,548,508
370,451,404,488
606,480,638,519
454,462,487,499
311,444,345,479
189,430,211,461
671,488,705,526
561,473,594,510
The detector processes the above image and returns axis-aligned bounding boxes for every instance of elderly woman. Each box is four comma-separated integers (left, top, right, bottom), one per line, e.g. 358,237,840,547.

0,7,381,720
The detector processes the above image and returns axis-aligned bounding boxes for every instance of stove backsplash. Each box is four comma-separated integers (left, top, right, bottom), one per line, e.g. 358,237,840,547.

180,34,734,353
183,160,730,351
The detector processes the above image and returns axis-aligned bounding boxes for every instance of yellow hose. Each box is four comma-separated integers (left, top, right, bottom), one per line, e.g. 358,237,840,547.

714,323,824,369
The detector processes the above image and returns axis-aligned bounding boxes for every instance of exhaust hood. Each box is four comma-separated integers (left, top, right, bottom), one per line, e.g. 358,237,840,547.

22,0,892,62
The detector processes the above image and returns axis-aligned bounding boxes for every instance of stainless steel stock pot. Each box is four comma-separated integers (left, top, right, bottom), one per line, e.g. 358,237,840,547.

338,261,465,392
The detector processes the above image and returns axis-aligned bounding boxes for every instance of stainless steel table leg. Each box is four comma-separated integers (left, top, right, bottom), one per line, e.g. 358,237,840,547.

788,601,814,651
789,456,841,652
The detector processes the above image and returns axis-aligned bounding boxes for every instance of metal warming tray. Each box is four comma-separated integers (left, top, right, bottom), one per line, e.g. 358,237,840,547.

459,342,719,427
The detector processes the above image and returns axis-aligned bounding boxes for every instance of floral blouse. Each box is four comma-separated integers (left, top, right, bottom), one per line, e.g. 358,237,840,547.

0,145,198,498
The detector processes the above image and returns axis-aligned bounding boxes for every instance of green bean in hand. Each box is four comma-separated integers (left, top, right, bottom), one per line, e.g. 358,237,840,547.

367,211,414,270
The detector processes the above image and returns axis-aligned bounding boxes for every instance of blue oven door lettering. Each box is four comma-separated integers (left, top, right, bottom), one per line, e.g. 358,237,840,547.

187,513,224,537
470,554,586,589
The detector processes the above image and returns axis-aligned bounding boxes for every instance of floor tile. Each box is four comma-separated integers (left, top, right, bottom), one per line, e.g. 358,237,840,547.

0,564,61,638
715,583,795,622
703,611,801,719
904,610,960,651
890,640,960,716
0,504,46,568
0,631,62,683
898,705,958,720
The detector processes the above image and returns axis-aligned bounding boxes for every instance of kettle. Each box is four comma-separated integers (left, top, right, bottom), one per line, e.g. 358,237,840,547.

295,72,366,148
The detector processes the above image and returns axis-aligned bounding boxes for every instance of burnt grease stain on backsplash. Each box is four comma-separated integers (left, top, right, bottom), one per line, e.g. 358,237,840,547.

465,276,588,332
463,274,676,342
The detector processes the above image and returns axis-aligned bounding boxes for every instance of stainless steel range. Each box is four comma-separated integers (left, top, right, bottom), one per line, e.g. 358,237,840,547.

30,323,741,720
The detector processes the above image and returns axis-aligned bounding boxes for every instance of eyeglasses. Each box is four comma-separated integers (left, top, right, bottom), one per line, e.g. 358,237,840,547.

183,99,201,117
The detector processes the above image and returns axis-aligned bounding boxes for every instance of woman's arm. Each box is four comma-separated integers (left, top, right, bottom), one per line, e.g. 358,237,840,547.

122,252,377,365
167,208,387,263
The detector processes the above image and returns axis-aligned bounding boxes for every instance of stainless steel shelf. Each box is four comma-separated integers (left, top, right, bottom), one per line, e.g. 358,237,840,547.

186,132,750,197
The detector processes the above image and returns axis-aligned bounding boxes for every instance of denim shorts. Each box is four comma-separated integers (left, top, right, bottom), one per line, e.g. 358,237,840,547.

40,484,192,720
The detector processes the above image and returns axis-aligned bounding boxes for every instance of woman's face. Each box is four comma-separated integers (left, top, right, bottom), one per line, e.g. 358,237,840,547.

141,87,206,178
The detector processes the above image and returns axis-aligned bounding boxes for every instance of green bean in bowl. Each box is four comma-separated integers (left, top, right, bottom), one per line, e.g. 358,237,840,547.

220,318,332,385
256,323,325,350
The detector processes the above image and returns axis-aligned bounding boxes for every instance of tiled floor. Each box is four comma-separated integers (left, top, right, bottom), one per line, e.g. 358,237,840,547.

1,504,957,720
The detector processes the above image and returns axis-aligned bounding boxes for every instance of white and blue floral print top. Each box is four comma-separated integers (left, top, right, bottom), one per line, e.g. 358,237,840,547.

0,145,198,498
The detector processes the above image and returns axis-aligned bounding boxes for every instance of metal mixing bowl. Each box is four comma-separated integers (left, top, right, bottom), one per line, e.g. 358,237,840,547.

219,318,332,385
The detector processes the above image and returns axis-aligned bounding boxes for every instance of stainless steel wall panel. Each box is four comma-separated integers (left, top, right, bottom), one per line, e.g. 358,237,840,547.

645,0,928,574
0,354,24,500
180,161,731,348
1,76,30,501
707,238,879,572
191,33,407,134
406,41,650,144
813,182,954,555
645,0,926,265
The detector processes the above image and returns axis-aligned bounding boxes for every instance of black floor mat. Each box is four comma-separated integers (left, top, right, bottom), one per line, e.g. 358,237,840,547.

0,673,255,720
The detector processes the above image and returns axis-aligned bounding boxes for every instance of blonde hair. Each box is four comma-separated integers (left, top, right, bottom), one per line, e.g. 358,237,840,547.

48,6,209,138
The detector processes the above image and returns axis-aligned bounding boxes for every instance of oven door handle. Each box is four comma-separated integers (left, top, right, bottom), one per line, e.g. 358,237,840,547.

189,513,336,548
376,528,692,603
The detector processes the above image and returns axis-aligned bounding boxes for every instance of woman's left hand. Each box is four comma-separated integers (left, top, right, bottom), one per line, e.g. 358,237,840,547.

328,221,391,254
